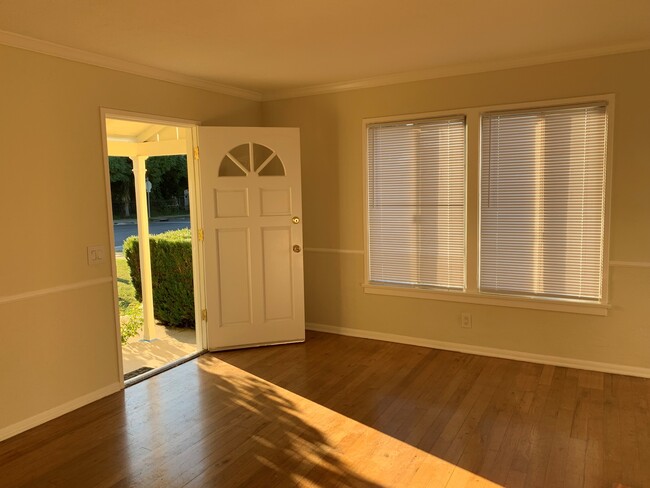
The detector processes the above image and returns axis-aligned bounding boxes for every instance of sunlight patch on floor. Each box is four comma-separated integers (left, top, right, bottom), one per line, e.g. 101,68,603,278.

197,356,502,488
122,323,196,374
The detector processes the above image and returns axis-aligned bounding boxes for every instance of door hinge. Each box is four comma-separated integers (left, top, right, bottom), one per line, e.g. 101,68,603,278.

201,309,207,321
198,228,204,241
193,146,200,160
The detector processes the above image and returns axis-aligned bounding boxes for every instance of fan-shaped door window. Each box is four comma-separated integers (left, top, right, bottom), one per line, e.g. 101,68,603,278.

219,143,286,176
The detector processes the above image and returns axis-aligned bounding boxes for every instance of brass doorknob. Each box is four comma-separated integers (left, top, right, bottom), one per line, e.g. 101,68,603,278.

292,216,300,224
292,245,301,253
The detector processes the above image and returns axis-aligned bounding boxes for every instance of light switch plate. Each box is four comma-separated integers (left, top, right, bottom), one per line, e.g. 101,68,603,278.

87,245,106,265
461,312,472,328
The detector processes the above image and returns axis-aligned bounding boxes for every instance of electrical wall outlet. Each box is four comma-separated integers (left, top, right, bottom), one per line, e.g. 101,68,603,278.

87,245,106,265
461,312,472,328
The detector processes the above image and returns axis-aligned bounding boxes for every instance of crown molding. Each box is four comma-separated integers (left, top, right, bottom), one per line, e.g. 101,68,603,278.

3,28,649,104
262,40,650,101
0,29,262,101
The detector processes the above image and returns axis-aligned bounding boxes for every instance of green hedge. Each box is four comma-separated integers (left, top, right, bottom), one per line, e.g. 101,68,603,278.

124,228,195,328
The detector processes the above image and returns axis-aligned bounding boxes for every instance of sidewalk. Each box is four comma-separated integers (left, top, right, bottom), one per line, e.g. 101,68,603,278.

114,214,190,225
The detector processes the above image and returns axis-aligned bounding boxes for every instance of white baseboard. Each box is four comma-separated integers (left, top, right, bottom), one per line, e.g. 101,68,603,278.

0,382,122,442
306,323,650,379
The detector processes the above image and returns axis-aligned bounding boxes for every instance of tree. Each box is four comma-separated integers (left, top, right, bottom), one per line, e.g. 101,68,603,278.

146,155,188,201
109,157,134,217
109,155,188,218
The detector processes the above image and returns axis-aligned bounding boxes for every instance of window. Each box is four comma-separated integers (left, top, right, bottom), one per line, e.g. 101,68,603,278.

480,104,608,302
367,116,466,290
364,97,612,314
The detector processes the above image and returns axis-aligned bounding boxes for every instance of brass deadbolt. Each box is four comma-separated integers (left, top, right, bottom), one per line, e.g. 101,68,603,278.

292,216,300,224
293,245,302,253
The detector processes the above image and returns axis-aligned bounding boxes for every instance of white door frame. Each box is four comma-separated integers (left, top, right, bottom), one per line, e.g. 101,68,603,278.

99,108,206,386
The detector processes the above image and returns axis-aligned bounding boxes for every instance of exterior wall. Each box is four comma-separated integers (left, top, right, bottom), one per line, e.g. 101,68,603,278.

262,50,650,373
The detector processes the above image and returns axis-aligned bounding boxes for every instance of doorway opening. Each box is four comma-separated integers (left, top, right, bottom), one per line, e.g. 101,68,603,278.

103,114,204,383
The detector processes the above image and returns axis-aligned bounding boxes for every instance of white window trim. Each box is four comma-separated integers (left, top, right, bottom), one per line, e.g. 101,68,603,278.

362,94,615,316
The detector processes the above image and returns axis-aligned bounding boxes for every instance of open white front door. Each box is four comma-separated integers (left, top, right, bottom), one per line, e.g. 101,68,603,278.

197,127,305,350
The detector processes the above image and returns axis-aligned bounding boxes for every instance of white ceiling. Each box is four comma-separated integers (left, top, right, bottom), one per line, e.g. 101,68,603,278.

1,0,650,99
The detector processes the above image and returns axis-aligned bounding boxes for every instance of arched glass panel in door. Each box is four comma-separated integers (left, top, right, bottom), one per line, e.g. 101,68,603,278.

218,143,285,177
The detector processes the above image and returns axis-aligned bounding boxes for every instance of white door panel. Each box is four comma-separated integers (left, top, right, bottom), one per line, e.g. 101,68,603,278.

198,127,304,350
215,228,252,326
262,226,294,320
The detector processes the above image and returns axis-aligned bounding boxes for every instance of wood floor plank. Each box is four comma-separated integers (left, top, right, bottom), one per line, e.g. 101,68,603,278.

522,366,568,487
1,330,650,487
603,374,625,487
453,360,519,477
542,372,579,486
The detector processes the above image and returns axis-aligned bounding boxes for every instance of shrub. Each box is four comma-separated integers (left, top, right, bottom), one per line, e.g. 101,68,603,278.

124,228,195,327
120,303,143,344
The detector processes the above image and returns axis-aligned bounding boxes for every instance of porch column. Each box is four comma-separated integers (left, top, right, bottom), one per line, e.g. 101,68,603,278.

132,155,156,341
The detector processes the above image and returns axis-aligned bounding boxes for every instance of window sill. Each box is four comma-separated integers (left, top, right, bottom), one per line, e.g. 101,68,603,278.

362,284,609,316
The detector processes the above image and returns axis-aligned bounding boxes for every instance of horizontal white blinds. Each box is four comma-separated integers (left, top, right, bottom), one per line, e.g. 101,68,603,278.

368,116,466,289
480,104,608,301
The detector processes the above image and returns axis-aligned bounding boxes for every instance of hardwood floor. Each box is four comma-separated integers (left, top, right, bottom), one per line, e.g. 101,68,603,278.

0,330,648,487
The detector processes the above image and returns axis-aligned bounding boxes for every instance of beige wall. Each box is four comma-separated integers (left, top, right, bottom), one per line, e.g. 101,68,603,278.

262,50,650,371
2,41,650,438
0,44,261,433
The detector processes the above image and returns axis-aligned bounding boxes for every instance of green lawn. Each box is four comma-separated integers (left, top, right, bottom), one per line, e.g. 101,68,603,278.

115,254,143,343
116,255,137,310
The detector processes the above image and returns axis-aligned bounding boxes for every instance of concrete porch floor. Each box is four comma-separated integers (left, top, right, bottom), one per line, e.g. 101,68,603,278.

122,323,197,375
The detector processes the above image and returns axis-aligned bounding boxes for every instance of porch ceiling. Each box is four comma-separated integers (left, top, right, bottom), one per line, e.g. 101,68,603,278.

105,118,188,157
